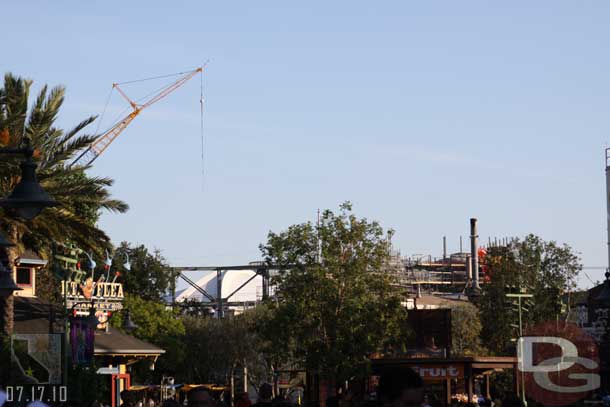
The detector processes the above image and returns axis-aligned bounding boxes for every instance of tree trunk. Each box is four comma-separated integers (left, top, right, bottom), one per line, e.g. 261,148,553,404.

1,295,14,336
1,226,21,336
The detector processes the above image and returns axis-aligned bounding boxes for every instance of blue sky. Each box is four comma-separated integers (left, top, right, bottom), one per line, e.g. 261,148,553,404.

3,1,610,287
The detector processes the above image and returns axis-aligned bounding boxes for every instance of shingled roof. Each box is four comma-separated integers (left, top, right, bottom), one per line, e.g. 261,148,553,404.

13,296,164,356
95,327,165,356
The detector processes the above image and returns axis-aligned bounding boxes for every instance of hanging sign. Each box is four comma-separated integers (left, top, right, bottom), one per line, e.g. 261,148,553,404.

70,317,95,365
61,280,124,313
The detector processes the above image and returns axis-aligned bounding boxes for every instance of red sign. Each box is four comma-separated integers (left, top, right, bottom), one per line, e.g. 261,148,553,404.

519,321,599,406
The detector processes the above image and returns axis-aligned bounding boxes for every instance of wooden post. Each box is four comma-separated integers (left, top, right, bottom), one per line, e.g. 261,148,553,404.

244,366,248,393
514,362,520,396
485,374,491,399
466,365,473,403
445,378,451,407
230,371,235,407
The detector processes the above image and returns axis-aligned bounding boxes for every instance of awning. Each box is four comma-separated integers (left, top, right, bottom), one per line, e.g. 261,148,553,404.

95,327,165,356
16,249,48,266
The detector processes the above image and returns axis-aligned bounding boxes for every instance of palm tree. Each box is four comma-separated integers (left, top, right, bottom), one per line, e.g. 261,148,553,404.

0,73,128,334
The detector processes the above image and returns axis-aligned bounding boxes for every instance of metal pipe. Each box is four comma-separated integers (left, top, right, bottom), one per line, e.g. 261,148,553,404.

471,218,480,290
606,149,610,272
217,269,223,319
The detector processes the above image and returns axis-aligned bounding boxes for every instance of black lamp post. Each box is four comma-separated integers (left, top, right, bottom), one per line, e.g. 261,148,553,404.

596,271,610,393
0,232,20,337
0,137,58,220
596,271,610,304
0,235,19,298
0,262,21,298
0,137,57,336
122,310,138,333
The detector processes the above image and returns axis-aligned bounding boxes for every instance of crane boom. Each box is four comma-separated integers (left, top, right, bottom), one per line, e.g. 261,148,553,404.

71,67,203,168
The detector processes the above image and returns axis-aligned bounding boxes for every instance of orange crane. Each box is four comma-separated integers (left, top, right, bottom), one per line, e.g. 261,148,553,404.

71,67,203,168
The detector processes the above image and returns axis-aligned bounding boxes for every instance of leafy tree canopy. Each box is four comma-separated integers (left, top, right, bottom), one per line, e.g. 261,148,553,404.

445,301,487,357
478,234,581,355
258,202,409,381
111,294,185,383
174,312,267,385
111,241,176,301
0,73,128,256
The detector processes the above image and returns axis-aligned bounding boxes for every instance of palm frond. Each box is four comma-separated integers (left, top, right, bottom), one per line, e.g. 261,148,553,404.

0,73,128,254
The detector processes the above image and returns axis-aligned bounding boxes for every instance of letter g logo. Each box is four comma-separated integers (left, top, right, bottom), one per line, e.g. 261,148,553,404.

517,322,600,406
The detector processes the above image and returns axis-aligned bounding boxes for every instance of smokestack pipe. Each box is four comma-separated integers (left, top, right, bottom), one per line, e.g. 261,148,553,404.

443,236,447,261
466,254,472,283
606,149,610,272
470,218,480,290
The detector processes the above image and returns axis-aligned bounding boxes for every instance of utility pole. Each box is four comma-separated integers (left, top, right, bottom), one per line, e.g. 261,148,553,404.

507,291,533,407
317,209,322,264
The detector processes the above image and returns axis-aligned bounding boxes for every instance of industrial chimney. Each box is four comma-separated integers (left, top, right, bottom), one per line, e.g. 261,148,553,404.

470,218,481,290
606,149,610,273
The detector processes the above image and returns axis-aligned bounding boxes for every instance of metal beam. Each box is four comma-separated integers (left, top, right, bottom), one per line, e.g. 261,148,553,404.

217,269,223,318
170,264,294,272
176,300,258,308
178,272,215,302
224,272,259,301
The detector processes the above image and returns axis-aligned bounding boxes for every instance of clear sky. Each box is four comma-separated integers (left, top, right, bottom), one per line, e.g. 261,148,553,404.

3,1,610,288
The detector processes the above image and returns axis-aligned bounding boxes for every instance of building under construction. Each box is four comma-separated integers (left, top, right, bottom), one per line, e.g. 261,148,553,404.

386,218,507,297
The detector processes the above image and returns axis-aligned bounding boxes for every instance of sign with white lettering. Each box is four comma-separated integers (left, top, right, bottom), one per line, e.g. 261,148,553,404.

411,364,465,380
61,281,124,314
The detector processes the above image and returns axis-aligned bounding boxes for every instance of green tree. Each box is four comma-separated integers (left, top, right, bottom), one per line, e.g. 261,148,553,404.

175,312,267,385
111,294,185,382
0,73,127,335
112,242,175,301
479,234,581,355
258,202,409,382
445,302,486,357
0,74,128,254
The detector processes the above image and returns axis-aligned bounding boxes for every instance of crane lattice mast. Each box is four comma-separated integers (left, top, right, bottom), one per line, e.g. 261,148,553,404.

71,67,203,168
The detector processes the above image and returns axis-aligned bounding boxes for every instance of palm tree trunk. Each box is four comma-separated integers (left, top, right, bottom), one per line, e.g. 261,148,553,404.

1,226,21,336
1,295,14,336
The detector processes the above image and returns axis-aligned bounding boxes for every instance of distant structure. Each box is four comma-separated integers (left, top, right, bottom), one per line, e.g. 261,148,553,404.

385,218,516,296
171,218,514,316
174,269,263,316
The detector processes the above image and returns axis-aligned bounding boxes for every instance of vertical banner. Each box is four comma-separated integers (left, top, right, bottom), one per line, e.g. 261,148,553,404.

70,317,94,365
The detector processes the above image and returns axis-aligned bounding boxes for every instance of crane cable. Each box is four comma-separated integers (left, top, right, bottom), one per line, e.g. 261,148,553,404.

91,86,114,143
92,68,200,142
115,69,197,86
86,67,206,188
200,68,206,192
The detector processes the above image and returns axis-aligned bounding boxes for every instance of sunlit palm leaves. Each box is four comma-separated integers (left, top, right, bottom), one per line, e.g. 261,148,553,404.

0,73,128,256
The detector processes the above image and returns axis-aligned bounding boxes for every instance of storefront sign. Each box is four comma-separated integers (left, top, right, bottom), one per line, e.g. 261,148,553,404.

62,281,124,314
62,280,124,299
411,364,464,380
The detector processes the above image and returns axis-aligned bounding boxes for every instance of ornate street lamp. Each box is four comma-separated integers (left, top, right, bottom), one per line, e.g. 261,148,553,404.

596,271,610,305
123,310,138,333
0,234,19,298
0,137,56,337
0,262,21,298
596,271,610,393
0,138,58,220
